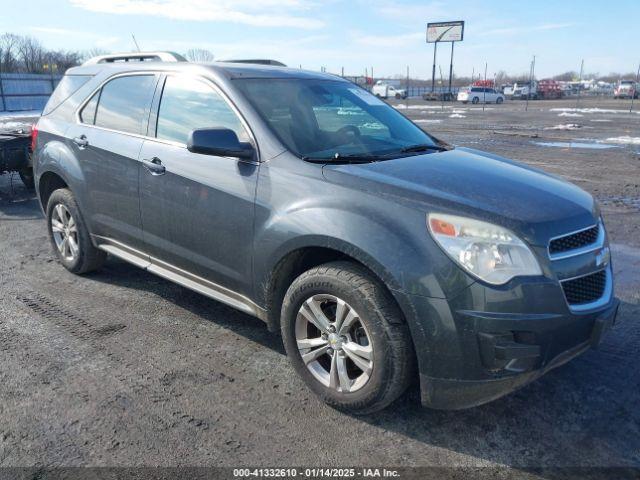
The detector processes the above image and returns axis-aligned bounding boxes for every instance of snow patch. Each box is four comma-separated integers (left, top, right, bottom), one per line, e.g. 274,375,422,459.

449,113,466,118
551,107,633,114
413,119,442,124
395,104,451,110
600,136,640,145
558,112,583,117
545,124,581,130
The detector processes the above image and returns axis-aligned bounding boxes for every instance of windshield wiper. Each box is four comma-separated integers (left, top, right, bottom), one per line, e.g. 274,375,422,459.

400,144,449,153
302,152,387,164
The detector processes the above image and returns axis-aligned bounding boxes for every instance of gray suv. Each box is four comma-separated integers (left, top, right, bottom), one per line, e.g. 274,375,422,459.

33,52,618,414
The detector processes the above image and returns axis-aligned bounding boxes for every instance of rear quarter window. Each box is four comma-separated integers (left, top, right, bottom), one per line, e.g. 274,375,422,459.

42,75,92,116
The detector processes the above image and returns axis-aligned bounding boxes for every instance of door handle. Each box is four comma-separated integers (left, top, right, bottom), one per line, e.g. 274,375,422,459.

73,135,89,148
142,157,166,175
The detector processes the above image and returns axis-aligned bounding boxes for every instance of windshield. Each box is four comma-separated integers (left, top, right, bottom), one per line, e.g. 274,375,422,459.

233,78,443,160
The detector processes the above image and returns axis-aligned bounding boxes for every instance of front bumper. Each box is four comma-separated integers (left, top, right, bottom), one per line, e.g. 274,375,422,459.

393,284,619,410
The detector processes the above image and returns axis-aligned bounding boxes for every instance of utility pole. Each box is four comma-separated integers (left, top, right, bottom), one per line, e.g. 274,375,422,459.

431,42,438,92
630,61,640,113
576,59,584,108
406,65,410,108
448,42,455,98
525,55,535,112
482,62,487,112
439,65,446,111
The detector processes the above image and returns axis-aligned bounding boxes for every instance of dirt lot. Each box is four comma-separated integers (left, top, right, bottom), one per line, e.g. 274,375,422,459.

0,97,639,475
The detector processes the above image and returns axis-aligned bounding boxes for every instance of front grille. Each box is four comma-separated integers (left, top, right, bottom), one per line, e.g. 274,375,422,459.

561,270,607,305
549,224,599,255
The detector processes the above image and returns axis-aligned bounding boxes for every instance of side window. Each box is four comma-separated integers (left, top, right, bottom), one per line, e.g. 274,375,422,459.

80,91,100,125
94,75,157,135
156,76,250,145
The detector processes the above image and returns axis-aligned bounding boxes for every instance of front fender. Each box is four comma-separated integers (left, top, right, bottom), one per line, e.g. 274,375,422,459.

253,204,468,305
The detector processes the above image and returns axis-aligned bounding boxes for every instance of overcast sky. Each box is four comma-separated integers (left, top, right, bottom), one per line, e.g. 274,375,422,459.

4,0,640,78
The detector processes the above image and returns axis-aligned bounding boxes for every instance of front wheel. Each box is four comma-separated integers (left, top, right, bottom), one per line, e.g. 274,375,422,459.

46,188,106,274
496,97,504,104
281,262,415,414
472,97,479,104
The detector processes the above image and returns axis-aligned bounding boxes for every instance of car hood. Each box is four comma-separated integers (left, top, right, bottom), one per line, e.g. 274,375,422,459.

321,147,598,246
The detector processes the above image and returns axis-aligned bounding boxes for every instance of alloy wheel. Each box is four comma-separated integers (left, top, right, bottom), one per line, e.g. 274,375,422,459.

50,204,79,262
295,294,373,393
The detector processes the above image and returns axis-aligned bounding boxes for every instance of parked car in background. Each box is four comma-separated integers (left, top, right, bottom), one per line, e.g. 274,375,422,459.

614,80,638,99
372,80,407,99
457,86,504,104
32,52,618,414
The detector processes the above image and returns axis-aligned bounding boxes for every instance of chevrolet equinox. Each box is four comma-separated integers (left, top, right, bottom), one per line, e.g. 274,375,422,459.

32,52,619,413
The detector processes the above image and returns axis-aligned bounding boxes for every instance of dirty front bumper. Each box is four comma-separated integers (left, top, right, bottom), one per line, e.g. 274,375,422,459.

394,280,619,410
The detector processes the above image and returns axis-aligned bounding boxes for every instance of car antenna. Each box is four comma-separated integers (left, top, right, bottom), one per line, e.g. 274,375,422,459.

131,33,141,52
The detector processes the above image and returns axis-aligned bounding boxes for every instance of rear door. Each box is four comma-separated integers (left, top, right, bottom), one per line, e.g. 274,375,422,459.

67,73,158,252
138,74,259,296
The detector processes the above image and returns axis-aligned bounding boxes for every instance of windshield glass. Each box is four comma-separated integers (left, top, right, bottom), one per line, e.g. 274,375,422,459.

233,78,441,160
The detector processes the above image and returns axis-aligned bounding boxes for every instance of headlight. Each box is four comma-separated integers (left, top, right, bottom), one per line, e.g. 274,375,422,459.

427,213,542,285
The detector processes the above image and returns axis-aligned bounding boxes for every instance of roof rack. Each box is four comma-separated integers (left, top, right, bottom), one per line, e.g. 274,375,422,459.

219,59,287,67
83,51,187,66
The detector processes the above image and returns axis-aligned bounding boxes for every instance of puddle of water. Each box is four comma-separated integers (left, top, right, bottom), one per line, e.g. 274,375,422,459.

533,141,618,150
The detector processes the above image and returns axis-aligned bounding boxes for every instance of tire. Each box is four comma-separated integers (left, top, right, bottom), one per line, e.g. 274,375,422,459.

395,93,402,99
19,168,35,190
46,188,106,274
461,101,468,104
281,261,415,414
472,97,479,104
496,97,504,104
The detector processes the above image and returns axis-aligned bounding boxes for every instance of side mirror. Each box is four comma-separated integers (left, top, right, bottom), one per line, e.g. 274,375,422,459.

187,127,255,160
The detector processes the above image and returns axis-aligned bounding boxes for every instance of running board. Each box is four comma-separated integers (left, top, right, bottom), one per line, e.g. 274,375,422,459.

94,236,267,321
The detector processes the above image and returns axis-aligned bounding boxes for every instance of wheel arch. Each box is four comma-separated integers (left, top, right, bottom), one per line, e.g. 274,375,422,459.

38,169,69,212
261,240,407,333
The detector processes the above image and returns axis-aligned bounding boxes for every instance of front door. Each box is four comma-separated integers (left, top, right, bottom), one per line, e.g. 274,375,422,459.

139,74,259,297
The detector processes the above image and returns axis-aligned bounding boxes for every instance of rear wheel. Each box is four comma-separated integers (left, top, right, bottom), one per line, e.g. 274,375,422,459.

46,188,105,274
472,97,479,104
281,261,415,414
496,97,504,104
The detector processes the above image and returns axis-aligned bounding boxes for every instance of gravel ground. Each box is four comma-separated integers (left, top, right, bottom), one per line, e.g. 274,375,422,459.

0,98,638,474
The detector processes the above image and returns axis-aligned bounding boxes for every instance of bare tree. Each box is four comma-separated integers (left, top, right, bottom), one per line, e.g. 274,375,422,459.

16,36,47,73
186,48,214,62
0,33,21,72
82,48,110,62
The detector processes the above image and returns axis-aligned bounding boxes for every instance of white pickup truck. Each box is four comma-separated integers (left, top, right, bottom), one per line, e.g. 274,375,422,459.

371,81,407,99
